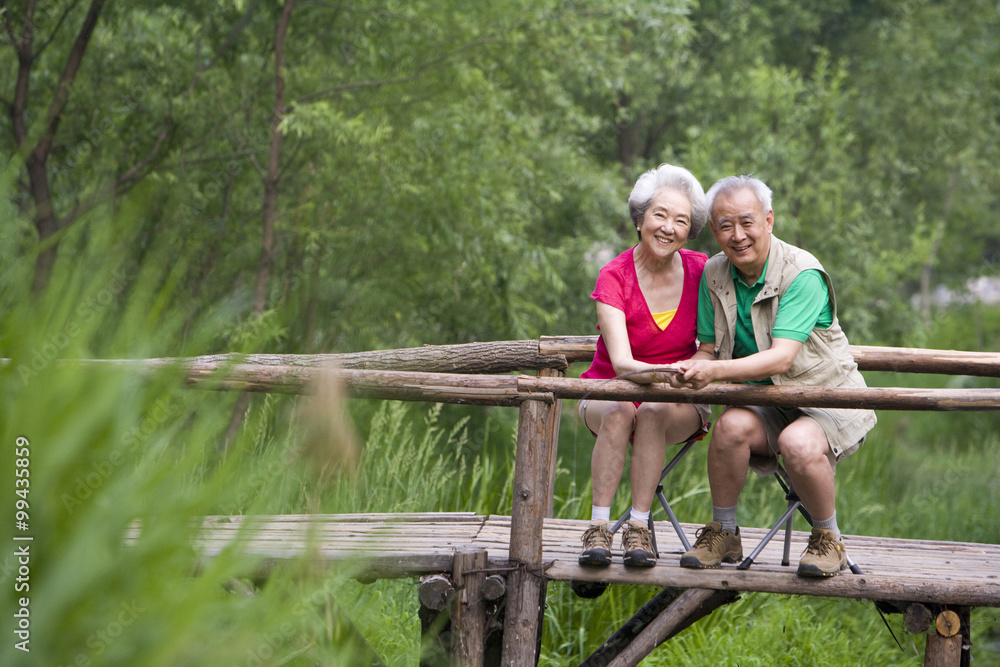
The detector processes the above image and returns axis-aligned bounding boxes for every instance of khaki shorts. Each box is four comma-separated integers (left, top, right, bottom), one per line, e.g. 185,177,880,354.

734,404,870,476
577,399,711,442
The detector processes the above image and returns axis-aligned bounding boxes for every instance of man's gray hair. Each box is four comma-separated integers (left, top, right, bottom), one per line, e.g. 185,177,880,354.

628,163,708,239
705,175,773,218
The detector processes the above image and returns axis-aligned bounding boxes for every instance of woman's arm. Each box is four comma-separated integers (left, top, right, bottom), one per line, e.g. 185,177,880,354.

596,302,679,384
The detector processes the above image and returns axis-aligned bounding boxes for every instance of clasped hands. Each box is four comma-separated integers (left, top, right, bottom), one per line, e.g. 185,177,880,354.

648,359,716,391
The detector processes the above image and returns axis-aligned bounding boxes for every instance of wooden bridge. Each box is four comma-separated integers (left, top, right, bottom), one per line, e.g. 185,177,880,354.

118,336,1000,666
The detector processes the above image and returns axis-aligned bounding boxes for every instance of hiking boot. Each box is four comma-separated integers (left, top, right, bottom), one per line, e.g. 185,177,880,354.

578,520,613,567
679,522,742,569
621,520,656,568
797,528,847,578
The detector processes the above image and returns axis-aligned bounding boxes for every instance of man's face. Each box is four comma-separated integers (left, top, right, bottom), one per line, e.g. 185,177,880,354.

709,187,774,283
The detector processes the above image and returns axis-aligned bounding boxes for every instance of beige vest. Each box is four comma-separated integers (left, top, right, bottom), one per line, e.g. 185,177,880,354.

703,236,876,457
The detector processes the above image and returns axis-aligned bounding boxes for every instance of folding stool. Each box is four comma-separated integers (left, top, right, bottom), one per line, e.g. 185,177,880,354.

737,460,862,574
610,421,711,558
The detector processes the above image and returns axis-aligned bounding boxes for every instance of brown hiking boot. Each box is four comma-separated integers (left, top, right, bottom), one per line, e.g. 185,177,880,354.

797,528,847,578
679,522,743,569
621,520,656,568
578,520,613,567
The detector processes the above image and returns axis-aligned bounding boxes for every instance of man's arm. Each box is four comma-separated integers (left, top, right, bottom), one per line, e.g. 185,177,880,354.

674,338,804,390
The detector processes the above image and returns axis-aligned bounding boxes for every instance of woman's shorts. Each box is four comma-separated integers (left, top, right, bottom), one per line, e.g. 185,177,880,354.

577,399,711,442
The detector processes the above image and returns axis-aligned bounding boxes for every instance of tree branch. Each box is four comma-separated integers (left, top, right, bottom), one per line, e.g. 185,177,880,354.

7,0,36,146
0,0,20,50
57,124,172,228
56,1,264,231
32,0,80,58
254,0,295,314
115,124,171,188
183,0,264,97
291,35,495,107
31,0,104,165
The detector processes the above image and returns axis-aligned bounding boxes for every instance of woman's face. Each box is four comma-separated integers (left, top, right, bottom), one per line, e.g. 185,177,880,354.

637,187,692,258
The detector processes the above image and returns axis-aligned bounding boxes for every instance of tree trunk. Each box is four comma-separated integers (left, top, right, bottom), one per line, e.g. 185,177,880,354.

229,0,295,449
919,171,958,322
5,0,106,292
254,0,294,313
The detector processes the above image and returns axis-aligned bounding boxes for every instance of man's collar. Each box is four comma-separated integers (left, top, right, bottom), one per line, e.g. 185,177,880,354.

731,258,768,288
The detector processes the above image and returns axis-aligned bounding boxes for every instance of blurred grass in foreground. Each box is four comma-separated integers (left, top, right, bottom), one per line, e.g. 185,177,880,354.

0,215,406,666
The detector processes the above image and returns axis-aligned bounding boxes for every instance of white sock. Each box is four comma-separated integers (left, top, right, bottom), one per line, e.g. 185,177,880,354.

591,506,611,522
629,507,650,523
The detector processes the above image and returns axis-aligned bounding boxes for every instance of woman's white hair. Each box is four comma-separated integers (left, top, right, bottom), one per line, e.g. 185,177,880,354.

705,175,773,217
628,163,708,239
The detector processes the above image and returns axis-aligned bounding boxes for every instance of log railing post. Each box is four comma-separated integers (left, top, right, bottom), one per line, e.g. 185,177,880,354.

539,367,564,519
502,393,557,666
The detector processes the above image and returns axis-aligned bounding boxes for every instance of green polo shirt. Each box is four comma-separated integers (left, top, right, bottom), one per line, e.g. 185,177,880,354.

697,262,833,383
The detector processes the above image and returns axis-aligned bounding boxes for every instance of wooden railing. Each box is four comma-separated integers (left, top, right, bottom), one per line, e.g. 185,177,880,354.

39,337,1000,666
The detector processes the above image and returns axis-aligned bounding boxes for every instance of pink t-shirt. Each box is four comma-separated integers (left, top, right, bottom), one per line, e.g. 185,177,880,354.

582,247,707,380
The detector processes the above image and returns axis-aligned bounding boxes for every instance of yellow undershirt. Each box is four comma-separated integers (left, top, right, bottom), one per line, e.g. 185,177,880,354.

652,308,677,330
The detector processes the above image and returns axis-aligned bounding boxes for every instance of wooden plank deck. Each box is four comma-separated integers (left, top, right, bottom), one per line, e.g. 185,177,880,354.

134,513,1000,608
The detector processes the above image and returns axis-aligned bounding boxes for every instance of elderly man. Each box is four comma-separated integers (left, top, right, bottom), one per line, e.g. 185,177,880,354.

674,175,876,577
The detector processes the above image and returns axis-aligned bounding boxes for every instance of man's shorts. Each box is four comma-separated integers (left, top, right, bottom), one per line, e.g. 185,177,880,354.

734,404,871,476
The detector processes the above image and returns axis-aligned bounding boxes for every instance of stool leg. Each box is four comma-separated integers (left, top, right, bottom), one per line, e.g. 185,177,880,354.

611,509,629,534
738,501,800,570
647,514,659,558
655,485,692,552
781,502,795,566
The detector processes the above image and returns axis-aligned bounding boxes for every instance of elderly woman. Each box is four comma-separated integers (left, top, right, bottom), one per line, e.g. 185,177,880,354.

578,163,710,568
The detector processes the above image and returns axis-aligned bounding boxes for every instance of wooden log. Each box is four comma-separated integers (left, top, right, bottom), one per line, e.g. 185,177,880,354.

157,364,1000,411
515,375,1000,411
453,548,489,667
905,603,934,634
419,574,455,611
925,634,962,667
540,368,564,518
546,560,1000,608
539,335,1000,377
936,610,961,637
604,588,739,667
152,363,556,405
502,396,557,666
482,575,506,602
579,587,684,667
22,336,1000,398
67,339,568,374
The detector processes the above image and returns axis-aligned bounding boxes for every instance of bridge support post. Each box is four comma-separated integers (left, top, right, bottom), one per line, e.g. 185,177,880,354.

924,608,967,667
452,547,489,667
502,390,558,666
